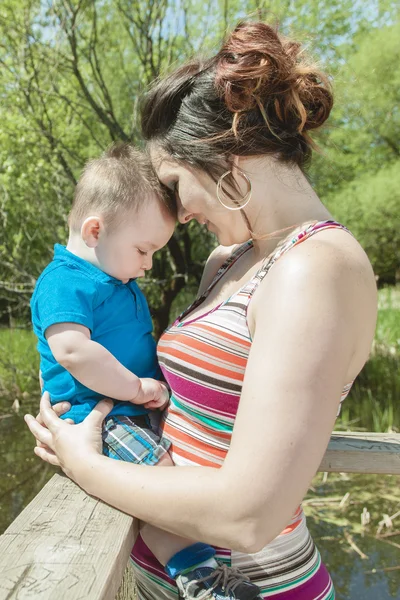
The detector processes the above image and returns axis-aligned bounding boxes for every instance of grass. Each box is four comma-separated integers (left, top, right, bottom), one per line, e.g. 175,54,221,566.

0,327,39,415
336,285,400,433
2,286,399,431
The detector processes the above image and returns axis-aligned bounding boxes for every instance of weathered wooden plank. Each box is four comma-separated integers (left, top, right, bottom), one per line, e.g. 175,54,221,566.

115,562,137,600
1,432,399,600
0,474,137,600
319,431,400,474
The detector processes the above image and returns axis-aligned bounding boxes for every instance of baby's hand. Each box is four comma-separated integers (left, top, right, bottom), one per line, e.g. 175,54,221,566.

132,378,170,410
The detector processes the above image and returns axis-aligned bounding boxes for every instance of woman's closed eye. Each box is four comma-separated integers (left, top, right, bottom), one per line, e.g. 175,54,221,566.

137,249,148,256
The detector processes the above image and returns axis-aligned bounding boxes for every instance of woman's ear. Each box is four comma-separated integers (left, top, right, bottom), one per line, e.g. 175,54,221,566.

81,216,104,248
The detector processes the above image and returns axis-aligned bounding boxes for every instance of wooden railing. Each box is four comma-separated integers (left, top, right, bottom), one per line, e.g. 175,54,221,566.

0,432,399,600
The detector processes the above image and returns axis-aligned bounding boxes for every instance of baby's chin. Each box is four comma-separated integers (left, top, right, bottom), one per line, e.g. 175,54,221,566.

120,274,141,283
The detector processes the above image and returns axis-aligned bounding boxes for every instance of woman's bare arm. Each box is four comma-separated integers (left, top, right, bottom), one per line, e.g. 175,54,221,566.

27,237,377,553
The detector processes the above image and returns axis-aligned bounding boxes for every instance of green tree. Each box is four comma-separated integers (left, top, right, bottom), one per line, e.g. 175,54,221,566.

327,161,400,284
0,0,399,328
0,0,218,332
311,21,400,197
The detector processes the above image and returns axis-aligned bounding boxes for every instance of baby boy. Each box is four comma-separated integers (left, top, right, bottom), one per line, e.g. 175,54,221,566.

30,144,260,600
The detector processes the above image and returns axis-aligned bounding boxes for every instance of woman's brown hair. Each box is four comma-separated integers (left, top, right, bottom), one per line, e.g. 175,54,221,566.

141,21,333,177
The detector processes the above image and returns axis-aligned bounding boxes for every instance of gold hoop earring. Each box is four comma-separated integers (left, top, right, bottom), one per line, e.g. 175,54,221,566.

216,170,252,211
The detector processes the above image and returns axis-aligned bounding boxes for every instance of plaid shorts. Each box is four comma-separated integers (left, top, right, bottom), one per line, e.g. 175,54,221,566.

102,414,171,465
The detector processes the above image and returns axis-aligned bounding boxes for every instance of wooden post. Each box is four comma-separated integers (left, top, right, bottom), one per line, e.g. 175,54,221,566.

0,474,137,600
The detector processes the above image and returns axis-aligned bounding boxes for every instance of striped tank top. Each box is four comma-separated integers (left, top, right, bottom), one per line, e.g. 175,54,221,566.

131,221,353,599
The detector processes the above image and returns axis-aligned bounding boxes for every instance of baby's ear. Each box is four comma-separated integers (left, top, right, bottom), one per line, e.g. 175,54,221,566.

81,215,103,248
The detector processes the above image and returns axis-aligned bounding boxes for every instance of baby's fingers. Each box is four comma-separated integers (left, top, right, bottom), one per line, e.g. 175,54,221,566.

143,399,162,410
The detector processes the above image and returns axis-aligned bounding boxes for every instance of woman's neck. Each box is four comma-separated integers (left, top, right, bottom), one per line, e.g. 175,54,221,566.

238,157,332,259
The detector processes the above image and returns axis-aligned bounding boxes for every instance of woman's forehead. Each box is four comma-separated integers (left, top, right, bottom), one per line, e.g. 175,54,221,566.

149,145,198,183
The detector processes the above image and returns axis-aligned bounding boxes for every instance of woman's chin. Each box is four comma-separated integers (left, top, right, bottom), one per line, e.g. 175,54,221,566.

216,231,252,247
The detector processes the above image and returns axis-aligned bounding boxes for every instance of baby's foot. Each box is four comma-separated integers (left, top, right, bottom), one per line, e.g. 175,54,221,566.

176,563,261,599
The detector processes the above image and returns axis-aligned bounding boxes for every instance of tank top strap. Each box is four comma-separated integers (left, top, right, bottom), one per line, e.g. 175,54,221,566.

178,240,253,322
242,220,352,300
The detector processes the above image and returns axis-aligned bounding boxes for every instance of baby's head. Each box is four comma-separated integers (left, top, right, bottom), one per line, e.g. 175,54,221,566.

68,144,176,282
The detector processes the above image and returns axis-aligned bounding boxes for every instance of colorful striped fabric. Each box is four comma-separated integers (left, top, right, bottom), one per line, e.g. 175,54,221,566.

130,221,353,599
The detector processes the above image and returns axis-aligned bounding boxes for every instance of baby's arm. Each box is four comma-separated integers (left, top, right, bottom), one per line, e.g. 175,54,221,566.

46,322,168,407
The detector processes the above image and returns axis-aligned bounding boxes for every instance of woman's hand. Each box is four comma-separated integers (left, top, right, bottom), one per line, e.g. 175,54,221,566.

24,392,113,482
34,400,73,450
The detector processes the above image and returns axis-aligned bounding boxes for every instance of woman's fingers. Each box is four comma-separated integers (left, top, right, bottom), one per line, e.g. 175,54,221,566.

24,414,54,449
39,392,63,433
34,445,60,467
84,399,113,427
35,418,74,448
34,402,73,447
36,401,71,425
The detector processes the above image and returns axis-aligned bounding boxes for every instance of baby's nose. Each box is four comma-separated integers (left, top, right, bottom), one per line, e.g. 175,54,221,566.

144,255,153,270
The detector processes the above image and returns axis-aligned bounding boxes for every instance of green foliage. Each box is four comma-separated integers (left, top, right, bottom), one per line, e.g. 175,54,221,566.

311,21,400,197
311,21,400,285
0,329,39,402
326,161,400,285
0,0,399,322
0,0,208,326
337,286,400,433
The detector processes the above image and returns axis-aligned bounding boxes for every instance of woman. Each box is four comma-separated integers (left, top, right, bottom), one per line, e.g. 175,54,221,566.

26,21,377,600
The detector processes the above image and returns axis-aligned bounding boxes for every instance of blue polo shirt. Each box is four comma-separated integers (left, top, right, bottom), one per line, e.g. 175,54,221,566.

30,244,161,423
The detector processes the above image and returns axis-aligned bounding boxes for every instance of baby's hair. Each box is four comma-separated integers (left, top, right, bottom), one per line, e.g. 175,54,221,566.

69,143,175,231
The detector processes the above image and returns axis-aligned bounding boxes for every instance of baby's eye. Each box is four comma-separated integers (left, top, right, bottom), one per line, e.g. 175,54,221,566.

137,249,148,256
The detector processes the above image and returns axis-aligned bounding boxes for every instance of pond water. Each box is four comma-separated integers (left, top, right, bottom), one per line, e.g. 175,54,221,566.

1,401,399,599
0,408,57,534
309,514,400,599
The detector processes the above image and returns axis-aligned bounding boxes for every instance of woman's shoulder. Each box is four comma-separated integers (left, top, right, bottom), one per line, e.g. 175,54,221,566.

254,225,376,309
257,223,375,290
249,226,377,378
278,225,374,284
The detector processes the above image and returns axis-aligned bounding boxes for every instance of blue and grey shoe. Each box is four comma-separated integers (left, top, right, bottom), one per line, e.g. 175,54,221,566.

176,564,261,599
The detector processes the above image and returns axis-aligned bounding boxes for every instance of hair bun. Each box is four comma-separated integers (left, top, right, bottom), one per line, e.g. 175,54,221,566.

215,21,333,136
